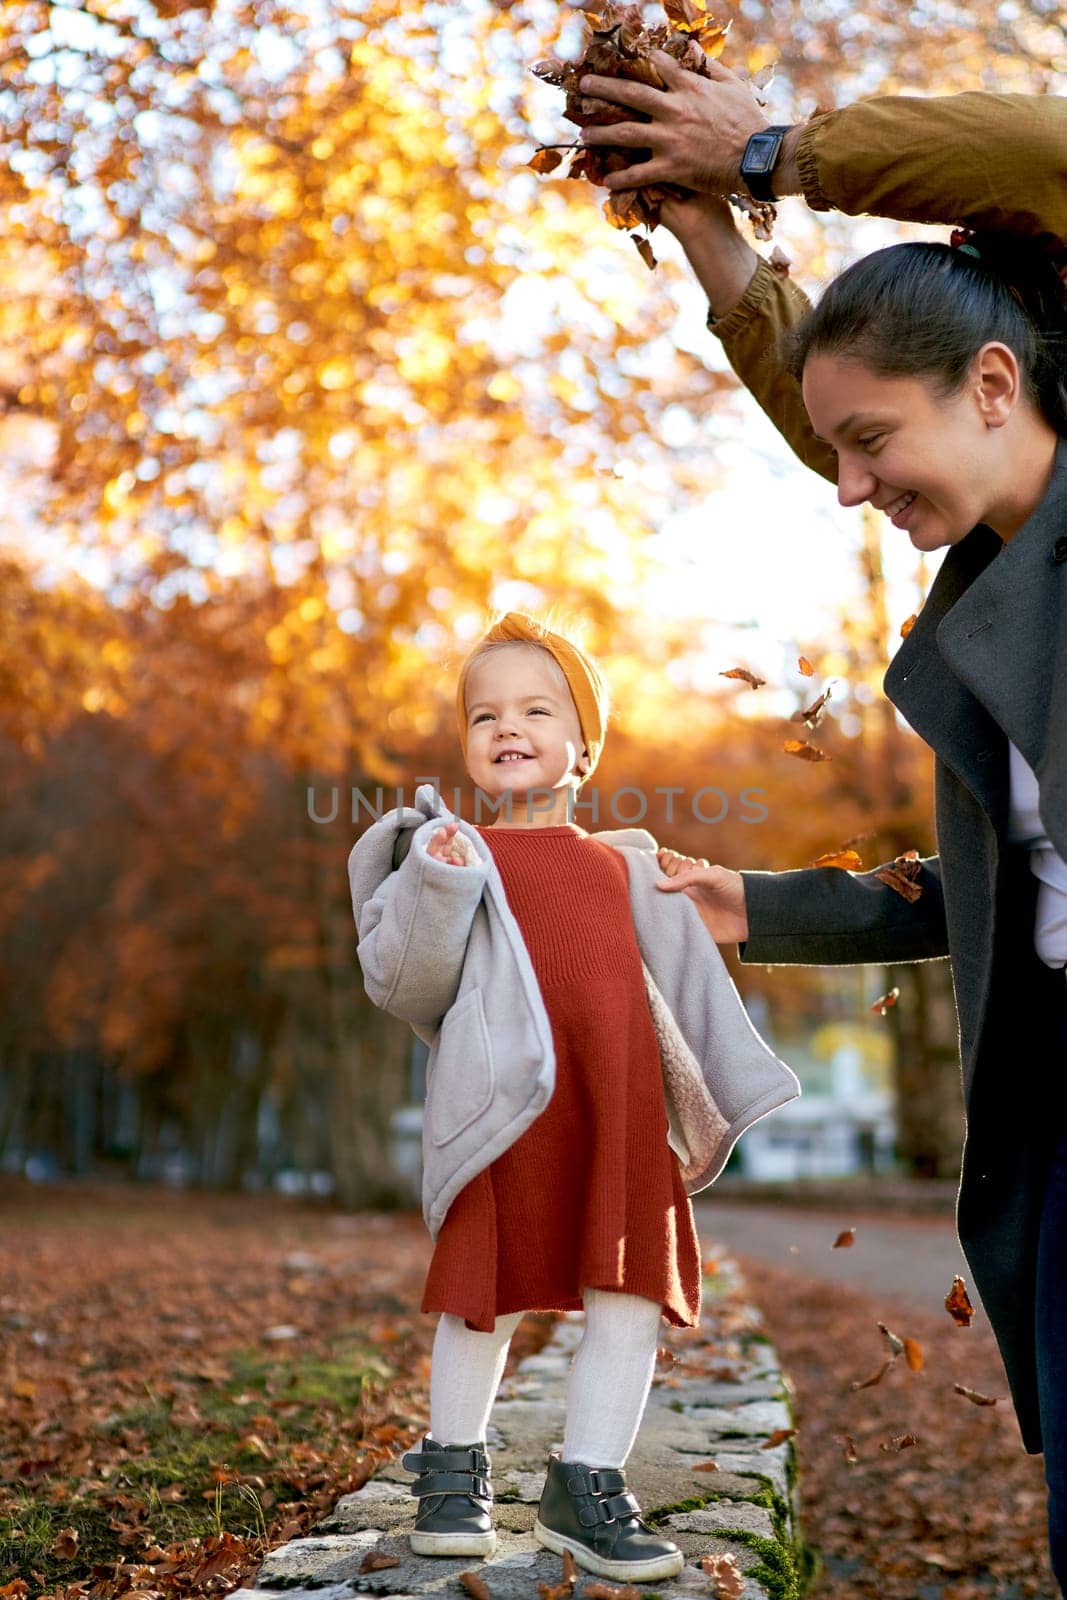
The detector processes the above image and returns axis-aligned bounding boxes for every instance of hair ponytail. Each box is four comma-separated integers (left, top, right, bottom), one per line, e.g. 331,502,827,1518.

786,234,1067,437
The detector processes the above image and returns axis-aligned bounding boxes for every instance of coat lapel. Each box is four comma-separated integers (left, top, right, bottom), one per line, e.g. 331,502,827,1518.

882,434,1067,854
883,525,1009,834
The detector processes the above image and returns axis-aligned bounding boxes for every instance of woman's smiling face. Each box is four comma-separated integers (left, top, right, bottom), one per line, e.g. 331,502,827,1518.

463,644,587,804
801,352,1001,551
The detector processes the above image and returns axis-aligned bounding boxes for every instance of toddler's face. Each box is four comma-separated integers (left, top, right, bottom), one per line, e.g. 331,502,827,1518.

463,646,587,804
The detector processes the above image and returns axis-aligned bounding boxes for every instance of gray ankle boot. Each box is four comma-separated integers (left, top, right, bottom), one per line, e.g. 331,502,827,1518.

400,1435,496,1557
533,1451,685,1581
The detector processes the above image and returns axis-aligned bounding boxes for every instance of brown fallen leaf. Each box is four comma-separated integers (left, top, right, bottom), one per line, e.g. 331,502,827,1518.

875,849,923,903
946,1275,975,1327
851,1358,894,1391
832,1228,856,1248
783,738,830,762
814,850,863,871
835,1433,858,1464
460,1573,492,1600
880,1432,919,1452
691,1459,720,1472
870,987,900,1015
791,684,833,727
52,1527,80,1560
631,232,657,269
955,1384,998,1406
720,667,765,689
538,1548,578,1599
584,1584,642,1600
528,146,565,173
761,1426,796,1449
360,1553,401,1572
700,1551,745,1599
768,243,791,277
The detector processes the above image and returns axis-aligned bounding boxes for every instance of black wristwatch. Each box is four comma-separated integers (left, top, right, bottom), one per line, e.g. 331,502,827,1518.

739,125,791,202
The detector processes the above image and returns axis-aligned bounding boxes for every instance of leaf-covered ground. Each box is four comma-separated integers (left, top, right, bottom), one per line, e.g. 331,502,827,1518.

737,1255,1057,1599
3,1181,1057,1600
0,1180,555,1599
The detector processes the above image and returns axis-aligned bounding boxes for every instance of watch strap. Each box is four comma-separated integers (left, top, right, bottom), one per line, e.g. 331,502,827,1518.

740,125,790,203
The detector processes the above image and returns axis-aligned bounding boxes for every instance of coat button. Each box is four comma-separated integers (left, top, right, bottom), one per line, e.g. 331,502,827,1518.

1054,536,1067,563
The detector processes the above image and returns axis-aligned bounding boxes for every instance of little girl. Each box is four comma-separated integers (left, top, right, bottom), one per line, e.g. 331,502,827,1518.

348,610,799,1582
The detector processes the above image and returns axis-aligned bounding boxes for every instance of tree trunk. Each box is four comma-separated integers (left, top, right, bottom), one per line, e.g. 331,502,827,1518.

885,959,964,1178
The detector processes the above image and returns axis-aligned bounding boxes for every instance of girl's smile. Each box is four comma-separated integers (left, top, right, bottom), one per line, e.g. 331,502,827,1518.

464,645,588,825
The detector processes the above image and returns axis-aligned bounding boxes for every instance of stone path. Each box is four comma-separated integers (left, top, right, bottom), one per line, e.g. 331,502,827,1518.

231,1249,806,1600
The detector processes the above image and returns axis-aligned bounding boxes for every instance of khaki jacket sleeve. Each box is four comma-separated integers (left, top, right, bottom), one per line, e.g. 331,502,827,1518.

711,92,1067,480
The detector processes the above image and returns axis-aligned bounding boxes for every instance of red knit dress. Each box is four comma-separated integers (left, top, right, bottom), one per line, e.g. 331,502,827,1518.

420,823,702,1333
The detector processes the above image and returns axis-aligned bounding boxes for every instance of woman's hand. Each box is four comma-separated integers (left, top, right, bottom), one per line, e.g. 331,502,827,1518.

427,821,477,867
655,846,750,942
577,50,770,196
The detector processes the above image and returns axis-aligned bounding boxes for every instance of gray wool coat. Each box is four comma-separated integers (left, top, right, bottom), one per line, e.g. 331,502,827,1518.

349,782,800,1244
738,433,1067,1454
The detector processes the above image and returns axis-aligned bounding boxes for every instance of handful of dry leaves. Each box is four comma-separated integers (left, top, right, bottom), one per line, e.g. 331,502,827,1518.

529,0,777,268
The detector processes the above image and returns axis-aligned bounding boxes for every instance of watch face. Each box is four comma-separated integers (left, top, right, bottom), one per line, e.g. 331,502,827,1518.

747,139,775,172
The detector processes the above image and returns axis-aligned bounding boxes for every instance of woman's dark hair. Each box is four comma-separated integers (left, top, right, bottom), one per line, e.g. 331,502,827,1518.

785,234,1067,436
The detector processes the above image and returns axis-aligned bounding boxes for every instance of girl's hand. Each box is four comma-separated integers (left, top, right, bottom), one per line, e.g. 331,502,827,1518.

655,846,749,942
577,50,768,195
427,821,476,867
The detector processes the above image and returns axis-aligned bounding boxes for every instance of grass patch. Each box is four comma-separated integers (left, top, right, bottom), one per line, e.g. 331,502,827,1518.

1,1335,393,1591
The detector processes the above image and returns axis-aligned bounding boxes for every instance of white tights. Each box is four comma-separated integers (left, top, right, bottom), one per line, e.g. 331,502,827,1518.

427,1288,663,1469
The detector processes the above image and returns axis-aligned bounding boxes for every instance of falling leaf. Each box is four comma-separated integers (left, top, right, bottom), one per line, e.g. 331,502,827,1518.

954,1384,998,1406
798,655,816,676
880,1432,919,1452
901,613,917,638
904,1339,925,1372
875,851,923,903
529,147,565,173
945,1276,976,1326
783,738,830,762
761,1426,796,1449
832,1228,856,1248
791,683,833,727
814,850,863,871
721,667,765,689
835,1433,858,1464
851,1358,894,1391
878,1322,905,1358
631,232,657,269
700,1551,745,1598
870,987,900,1015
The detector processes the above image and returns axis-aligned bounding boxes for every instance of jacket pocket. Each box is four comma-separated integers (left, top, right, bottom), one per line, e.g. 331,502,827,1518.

426,986,495,1147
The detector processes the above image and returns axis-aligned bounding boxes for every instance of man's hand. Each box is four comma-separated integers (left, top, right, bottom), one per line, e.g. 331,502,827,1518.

655,846,749,943
577,49,771,195
427,821,477,867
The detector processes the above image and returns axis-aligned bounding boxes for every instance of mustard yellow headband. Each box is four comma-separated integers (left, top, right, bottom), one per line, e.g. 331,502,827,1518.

455,612,608,778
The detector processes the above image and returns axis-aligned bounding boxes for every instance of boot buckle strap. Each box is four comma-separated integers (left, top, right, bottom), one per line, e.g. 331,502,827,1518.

604,1490,640,1520
577,1498,616,1528
565,1465,625,1496
411,1469,492,1500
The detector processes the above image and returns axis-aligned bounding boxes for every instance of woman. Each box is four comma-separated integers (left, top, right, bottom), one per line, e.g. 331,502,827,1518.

580,60,1067,1591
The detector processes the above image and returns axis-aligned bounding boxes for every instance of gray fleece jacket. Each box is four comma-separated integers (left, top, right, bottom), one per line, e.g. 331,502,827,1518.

348,783,800,1240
